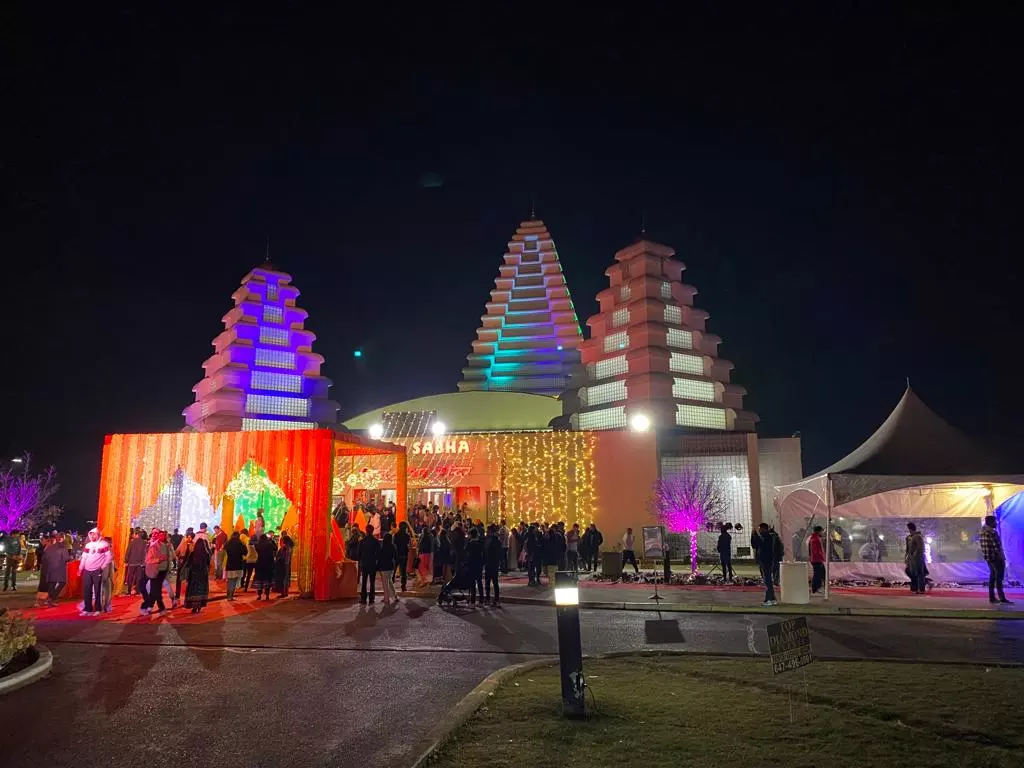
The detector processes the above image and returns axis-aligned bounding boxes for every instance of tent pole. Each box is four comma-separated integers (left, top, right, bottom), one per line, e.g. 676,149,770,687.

824,474,832,602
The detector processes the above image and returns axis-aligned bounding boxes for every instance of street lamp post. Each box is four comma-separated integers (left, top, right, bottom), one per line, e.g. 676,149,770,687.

554,570,586,718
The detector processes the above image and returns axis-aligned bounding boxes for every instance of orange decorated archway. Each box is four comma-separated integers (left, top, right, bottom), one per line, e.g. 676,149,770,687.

96,429,406,599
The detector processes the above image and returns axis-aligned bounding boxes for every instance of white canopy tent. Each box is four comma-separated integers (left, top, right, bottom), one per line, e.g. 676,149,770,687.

774,387,1024,594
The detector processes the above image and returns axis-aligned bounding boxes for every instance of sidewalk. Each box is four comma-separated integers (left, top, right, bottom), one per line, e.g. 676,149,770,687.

493,573,1024,619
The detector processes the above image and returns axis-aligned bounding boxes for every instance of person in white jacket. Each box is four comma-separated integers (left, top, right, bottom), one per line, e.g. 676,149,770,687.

79,528,113,617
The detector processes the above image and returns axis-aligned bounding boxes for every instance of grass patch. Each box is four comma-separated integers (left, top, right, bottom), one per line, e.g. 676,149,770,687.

430,656,1024,768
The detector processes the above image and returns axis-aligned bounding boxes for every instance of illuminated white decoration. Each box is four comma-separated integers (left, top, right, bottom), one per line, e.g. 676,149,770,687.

672,378,715,402
619,284,631,302
241,418,315,431
577,406,627,430
676,404,727,430
612,308,630,327
254,348,296,369
666,328,693,349
589,355,628,380
670,352,703,376
604,331,628,353
135,468,215,533
661,281,673,300
251,371,303,393
259,327,290,346
664,305,682,325
262,305,284,324
245,394,310,417
584,380,627,407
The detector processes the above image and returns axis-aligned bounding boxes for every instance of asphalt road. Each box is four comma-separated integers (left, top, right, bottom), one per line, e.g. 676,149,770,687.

3,600,1023,768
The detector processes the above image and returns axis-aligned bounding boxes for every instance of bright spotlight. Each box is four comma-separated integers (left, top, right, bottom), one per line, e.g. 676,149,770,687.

431,421,446,437
368,423,384,440
629,413,651,433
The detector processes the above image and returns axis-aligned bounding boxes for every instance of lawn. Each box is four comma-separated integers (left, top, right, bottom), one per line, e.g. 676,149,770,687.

429,655,1024,768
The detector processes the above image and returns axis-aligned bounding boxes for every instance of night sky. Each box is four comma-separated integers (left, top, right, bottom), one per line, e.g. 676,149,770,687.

5,5,1022,527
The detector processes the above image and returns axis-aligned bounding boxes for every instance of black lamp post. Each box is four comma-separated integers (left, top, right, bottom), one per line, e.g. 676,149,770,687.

554,570,586,718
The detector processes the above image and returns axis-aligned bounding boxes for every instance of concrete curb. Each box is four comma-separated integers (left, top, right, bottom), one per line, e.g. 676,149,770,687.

408,657,558,768
497,594,1024,620
0,645,53,696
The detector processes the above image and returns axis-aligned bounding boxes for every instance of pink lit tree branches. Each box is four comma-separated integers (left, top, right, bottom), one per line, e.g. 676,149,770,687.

651,465,726,573
0,455,59,532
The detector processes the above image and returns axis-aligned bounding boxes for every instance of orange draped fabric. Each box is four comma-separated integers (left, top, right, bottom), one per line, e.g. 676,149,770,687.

95,429,405,599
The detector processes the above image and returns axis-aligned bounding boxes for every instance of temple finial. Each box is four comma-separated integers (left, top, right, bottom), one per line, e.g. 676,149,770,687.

265,235,271,264
530,198,536,219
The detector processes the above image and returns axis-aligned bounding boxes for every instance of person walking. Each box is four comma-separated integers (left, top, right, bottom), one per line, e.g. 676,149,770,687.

123,529,147,596
184,531,212,613
753,523,777,606
224,531,246,601
273,535,293,597
393,521,411,593
566,523,581,575
213,525,228,580
808,526,826,594
484,524,502,607
2,529,23,591
620,528,640,577
139,532,170,615
905,523,927,594
358,525,381,605
101,537,118,612
717,524,734,581
40,534,70,607
242,532,258,591
980,515,1013,604
78,527,112,616
466,527,485,605
376,532,397,606
174,529,194,602
497,520,510,575
252,534,276,601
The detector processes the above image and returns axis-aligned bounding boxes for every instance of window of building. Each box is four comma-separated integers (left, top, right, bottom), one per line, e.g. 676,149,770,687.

673,377,715,402
620,284,632,302
676,404,727,430
254,348,296,369
667,328,693,349
612,308,630,327
604,331,629,352
250,371,303,393
577,406,627,430
245,394,310,418
259,327,290,346
584,380,627,407
267,283,279,301
670,352,704,376
242,418,316,431
660,453,752,553
589,354,628,379
661,281,673,300
262,305,284,324
664,305,682,325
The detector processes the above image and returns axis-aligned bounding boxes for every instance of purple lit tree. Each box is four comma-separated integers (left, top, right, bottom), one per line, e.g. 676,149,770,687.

651,465,726,573
0,455,59,532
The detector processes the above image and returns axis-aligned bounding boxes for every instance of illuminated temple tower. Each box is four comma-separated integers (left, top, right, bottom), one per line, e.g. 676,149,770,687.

183,263,339,432
569,239,758,432
458,219,584,396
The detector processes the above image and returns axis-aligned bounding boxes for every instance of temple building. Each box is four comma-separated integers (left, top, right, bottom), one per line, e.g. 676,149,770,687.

566,238,758,433
183,262,339,432
458,219,584,396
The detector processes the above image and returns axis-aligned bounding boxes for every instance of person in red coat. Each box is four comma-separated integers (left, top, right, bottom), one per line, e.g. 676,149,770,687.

809,526,826,594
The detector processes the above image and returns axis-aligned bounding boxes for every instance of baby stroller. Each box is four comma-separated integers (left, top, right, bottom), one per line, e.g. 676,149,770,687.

437,561,472,609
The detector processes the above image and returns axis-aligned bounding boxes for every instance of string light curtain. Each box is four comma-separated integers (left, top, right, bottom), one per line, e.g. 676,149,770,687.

485,431,597,524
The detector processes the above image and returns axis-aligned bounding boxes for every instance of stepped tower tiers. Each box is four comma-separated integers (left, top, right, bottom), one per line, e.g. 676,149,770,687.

183,263,339,432
458,219,585,397
568,239,758,432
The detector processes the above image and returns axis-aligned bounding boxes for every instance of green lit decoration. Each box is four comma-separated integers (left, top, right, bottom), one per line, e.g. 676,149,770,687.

224,459,291,531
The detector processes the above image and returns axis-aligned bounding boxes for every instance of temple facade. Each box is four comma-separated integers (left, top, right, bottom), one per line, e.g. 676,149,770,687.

568,239,758,432
183,263,338,432
458,219,584,397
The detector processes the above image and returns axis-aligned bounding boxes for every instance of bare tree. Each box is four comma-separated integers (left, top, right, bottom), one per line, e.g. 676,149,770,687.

651,464,727,573
0,454,59,532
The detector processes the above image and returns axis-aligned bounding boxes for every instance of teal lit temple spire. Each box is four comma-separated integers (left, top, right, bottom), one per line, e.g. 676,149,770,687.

458,218,584,397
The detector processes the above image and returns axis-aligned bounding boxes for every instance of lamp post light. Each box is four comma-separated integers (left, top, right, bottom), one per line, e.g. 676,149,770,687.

554,570,586,718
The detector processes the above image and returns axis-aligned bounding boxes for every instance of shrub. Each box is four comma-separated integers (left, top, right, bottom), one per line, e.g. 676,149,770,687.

0,608,36,667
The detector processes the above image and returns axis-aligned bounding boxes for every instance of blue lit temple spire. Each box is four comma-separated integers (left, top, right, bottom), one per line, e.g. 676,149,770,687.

183,263,339,431
458,218,584,397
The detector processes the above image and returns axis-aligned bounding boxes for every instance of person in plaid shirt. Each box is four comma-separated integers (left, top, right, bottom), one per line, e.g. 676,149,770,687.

979,516,1013,605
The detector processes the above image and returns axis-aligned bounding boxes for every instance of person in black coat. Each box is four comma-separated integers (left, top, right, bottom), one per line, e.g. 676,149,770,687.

252,534,276,601
358,524,382,605
484,524,502,606
465,527,485,605
393,521,411,592
752,523,778,605
716,524,734,581
224,531,247,600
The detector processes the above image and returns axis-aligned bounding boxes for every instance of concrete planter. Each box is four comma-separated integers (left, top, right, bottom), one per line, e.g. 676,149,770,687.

0,645,52,696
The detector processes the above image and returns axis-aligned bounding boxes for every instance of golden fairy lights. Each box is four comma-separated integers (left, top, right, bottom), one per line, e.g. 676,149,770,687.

484,431,596,524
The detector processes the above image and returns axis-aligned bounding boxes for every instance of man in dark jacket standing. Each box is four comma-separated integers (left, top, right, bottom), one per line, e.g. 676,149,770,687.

358,525,381,605
393,521,412,592
466,527,485,604
716,524,734,581
484,524,502,606
752,523,777,606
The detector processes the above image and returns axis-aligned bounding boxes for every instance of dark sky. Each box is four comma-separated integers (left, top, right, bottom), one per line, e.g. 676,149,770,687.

4,5,1022,527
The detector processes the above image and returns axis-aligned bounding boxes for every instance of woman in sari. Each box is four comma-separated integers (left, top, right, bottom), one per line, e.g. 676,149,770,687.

184,532,212,614
273,535,292,597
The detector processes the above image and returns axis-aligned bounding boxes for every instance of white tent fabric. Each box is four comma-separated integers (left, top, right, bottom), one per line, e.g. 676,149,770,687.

773,387,1023,589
